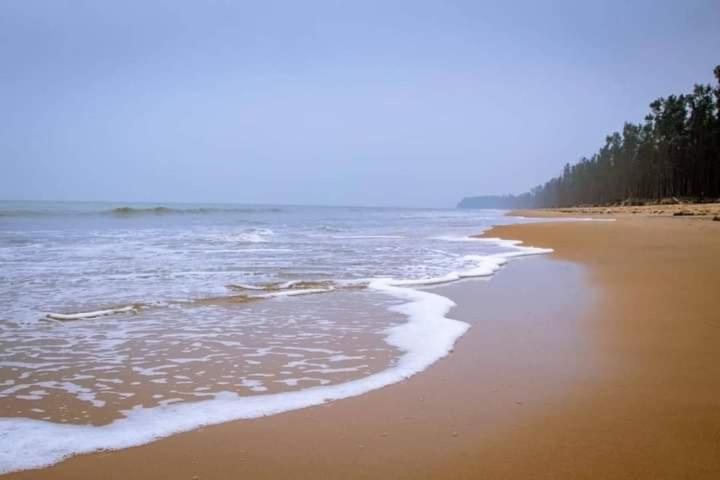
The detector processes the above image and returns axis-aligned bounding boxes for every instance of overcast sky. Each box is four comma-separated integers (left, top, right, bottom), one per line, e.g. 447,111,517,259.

1,0,718,207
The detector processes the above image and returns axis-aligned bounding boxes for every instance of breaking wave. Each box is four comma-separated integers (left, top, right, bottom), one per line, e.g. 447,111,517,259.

107,206,284,216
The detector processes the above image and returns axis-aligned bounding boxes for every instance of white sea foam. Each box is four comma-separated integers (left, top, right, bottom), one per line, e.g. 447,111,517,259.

235,232,267,243
209,228,274,244
331,235,404,239
0,233,552,474
226,280,333,293
432,234,485,242
226,283,265,290
45,305,138,321
239,248,295,252
252,287,335,298
385,241,551,287
0,273,471,473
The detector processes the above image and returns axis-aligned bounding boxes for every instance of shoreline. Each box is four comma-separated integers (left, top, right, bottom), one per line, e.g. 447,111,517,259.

0,235,551,475
510,202,720,219
6,215,720,478
5,254,593,480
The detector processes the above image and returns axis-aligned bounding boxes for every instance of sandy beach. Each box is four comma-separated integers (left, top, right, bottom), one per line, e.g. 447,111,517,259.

7,215,720,479
513,203,720,219
4,2,719,478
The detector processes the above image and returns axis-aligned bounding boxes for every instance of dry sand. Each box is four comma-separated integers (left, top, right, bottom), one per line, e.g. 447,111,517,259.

7,215,720,479
515,202,720,218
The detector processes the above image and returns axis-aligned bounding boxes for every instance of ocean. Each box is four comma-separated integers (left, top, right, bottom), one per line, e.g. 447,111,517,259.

0,200,551,472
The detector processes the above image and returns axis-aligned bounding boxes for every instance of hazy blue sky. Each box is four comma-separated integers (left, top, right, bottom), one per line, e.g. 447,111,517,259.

1,1,718,207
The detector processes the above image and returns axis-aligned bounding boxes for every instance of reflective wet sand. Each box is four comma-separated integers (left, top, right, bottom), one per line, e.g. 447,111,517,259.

1,291,404,425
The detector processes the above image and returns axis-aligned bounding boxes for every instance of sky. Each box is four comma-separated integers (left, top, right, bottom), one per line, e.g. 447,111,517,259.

1,1,719,207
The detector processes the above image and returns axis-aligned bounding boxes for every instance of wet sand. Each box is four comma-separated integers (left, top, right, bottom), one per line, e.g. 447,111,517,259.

7,216,720,479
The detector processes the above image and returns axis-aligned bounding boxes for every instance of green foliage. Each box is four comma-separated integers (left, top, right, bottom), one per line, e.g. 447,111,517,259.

529,66,720,207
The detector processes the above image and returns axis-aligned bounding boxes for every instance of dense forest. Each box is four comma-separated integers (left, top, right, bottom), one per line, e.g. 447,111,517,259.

460,65,720,209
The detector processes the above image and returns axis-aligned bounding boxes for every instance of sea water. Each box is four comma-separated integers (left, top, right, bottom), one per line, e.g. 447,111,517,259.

0,201,552,472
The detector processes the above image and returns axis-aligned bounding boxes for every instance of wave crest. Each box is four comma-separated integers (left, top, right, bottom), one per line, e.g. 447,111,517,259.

108,206,283,216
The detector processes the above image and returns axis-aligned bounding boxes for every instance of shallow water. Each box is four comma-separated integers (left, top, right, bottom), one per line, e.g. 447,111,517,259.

0,201,551,472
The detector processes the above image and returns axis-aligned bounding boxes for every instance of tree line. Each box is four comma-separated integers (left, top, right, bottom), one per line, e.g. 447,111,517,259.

531,65,720,207
459,65,720,209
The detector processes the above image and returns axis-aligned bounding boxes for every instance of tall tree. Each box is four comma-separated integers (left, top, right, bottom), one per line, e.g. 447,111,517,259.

523,65,720,207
